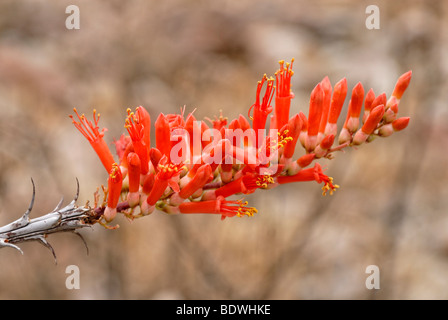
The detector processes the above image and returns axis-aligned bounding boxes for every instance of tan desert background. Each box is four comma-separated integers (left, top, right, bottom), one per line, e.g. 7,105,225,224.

0,0,447,299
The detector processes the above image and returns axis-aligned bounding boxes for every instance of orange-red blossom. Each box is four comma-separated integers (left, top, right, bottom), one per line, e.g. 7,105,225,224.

70,60,412,225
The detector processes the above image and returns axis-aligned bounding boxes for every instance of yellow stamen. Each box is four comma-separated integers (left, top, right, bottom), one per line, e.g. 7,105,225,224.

321,177,340,196
265,130,293,154
236,200,258,217
255,175,275,189
109,163,120,179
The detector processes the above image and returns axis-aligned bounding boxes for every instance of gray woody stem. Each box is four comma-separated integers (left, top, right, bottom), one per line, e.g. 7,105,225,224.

0,179,98,264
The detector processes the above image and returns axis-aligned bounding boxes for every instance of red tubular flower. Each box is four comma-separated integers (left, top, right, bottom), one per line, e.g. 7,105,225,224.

339,82,364,144
364,89,376,113
211,172,274,200
392,71,412,100
220,119,241,182
70,108,115,173
136,106,151,154
257,129,292,168
226,118,241,146
241,173,275,193
206,109,228,131
201,176,236,200
166,110,191,165
317,76,332,143
114,134,133,167
200,121,211,149
362,89,376,123
184,112,197,162
150,147,163,172
371,93,386,111
125,108,149,174
270,114,277,132
324,78,348,137
166,108,186,129
177,196,258,220
231,144,258,170
368,92,387,122
314,134,335,158
343,82,365,132
298,111,308,148
238,114,251,131
145,177,168,208
277,162,339,195
274,59,294,130
138,172,155,215
353,104,385,145
146,157,184,207
142,172,155,195
170,128,189,165
179,163,212,199
320,134,335,150
249,74,275,148
155,113,171,158
104,163,123,222
127,152,141,192
362,105,385,135
282,114,302,159
189,139,227,177
305,83,324,152
126,152,141,207
238,114,255,148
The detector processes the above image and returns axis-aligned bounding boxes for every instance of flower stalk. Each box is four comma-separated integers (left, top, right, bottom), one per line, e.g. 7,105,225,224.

66,60,412,227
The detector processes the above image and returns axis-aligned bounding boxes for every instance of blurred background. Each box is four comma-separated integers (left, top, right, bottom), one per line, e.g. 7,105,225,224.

0,0,447,299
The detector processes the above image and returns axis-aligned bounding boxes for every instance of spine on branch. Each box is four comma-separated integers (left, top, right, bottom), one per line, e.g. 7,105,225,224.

0,179,98,263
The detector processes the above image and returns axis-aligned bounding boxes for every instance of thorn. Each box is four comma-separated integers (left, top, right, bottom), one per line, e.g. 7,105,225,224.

52,197,64,213
0,239,24,255
36,236,58,265
23,178,36,220
73,231,89,256
70,178,81,207
74,177,80,202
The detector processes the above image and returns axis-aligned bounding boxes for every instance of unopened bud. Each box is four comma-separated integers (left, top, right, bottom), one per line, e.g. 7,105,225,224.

104,207,117,223
364,89,376,113
386,96,398,111
127,192,140,208
201,190,217,201
305,134,318,153
346,116,359,133
297,153,316,168
392,117,410,132
362,105,385,135
169,192,184,206
378,123,394,137
220,169,233,184
314,134,335,157
140,201,155,216
383,108,396,123
352,129,369,145
392,71,412,100
338,127,352,145
324,122,338,138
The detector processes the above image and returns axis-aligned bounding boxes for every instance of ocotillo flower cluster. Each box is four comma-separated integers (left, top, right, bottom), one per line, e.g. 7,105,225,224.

70,59,412,225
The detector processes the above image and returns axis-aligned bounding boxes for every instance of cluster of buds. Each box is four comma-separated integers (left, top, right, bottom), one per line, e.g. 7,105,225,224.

70,59,411,225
